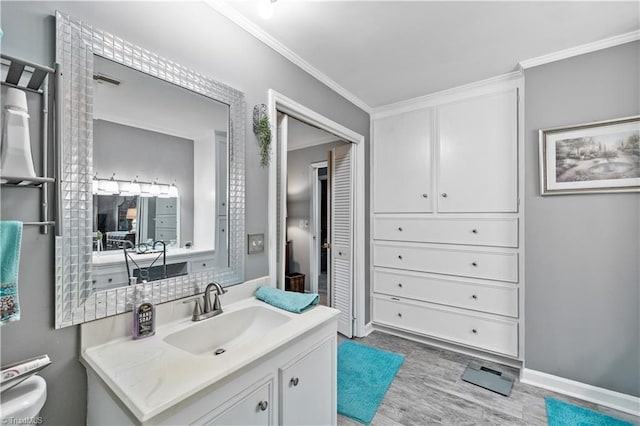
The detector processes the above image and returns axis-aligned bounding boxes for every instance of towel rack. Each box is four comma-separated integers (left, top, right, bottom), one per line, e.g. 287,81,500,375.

0,54,57,235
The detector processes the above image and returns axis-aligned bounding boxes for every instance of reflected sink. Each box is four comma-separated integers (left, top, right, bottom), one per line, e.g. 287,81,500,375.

163,305,291,355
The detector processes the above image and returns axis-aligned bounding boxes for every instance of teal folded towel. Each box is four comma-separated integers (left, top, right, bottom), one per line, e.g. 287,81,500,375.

255,286,319,313
0,221,23,324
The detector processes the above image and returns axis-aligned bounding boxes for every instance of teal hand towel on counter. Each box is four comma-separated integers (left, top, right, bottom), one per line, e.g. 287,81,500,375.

0,221,23,324
255,286,319,313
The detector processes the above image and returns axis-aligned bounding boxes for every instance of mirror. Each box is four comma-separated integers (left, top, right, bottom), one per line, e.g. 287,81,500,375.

55,12,245,328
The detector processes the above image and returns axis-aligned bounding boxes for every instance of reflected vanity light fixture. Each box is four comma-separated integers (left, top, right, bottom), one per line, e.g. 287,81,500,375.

168,182,179,198
97,173,120,195
121,176,141,196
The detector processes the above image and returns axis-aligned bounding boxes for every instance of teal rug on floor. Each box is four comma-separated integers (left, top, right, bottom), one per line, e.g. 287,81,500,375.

337,341,404,425
546,397,634,426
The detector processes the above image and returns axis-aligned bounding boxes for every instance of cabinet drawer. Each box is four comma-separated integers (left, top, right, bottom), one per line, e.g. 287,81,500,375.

155,215,176,228
374,216,518,248
204,378,273,425
191,257,216,274
156,198,178,214
373,242,518,282
373,296,518,357
156,228,177,242
373,268,518,317
92,270,129,290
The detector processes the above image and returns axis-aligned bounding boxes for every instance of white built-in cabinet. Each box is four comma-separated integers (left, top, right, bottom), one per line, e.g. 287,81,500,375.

372,78,523,361
373,108,433,213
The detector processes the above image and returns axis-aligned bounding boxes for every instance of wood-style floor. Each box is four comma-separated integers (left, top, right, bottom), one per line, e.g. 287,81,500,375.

337,332,640,426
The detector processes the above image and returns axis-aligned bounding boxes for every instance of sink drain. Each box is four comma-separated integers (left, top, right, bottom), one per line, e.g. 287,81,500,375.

214,348,226,355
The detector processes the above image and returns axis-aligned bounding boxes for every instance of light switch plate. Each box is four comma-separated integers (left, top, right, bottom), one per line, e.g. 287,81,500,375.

248,233,265,254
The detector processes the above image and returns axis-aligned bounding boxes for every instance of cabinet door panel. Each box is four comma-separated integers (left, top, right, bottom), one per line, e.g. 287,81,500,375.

280,339,334,426
205,379,273,425
438,90,518,212
374,108,433,213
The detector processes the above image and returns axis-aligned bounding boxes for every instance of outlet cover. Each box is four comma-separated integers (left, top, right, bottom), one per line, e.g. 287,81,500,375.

248,233,265,254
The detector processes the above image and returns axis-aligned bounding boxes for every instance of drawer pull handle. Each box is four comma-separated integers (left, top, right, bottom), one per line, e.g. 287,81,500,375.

258,400,268,411
441,193,448,198
398,227,403,231
472,229,478,234
398,283,403,288
422,193,428,198
472,329,478,334
472,262,478,267
390,297,400,301
290,377,299,387
339,251,343,256
472,294,478,300
92,280,97,284
398,255,403,260
108,278,113,283
202,263,207,267
397,313,402,318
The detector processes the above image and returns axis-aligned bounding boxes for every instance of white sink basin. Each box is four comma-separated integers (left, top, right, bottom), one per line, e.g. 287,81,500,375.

163,305,291,355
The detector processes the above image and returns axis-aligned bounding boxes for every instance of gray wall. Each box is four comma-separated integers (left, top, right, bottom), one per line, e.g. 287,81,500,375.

0,2,370,425
286,140,346,285
524,41,639,397
94,119,195,245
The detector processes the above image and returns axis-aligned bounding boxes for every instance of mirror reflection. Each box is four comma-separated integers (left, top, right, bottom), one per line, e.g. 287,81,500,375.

91,56,230,289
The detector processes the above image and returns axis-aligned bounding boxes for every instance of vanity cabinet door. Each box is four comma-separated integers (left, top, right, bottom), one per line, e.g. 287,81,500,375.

203,378,274,425
279,338,334,426
373,107,433,213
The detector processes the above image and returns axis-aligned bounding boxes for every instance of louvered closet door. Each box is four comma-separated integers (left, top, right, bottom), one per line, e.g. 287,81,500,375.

331,144,354,337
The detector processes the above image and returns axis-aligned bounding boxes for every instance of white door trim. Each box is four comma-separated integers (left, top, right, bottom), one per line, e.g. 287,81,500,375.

268,89,367,337
309,161,327,295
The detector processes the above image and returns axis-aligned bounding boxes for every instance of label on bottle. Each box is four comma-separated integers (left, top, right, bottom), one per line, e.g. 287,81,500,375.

136,302,155,338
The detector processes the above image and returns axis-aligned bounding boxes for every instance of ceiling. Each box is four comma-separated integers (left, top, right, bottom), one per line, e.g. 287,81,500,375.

94,56,229,141
216,1,640,109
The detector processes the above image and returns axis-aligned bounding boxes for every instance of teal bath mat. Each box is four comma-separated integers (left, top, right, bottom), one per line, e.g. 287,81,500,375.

337,341,404,425
546,397,634,426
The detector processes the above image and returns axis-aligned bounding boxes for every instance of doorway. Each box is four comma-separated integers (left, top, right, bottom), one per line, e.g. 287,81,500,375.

311,162,328,305
268,90,366,338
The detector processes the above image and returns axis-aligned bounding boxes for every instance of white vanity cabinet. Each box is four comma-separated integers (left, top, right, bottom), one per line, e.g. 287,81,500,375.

371,78,523,362
279,338,334,426
83,300,338,426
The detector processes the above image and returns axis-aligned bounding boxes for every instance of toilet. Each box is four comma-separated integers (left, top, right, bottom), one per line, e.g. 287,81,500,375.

0,375,47,422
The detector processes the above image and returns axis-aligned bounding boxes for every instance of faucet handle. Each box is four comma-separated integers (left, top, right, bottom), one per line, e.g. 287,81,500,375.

213,293,222,311
183,297,202,319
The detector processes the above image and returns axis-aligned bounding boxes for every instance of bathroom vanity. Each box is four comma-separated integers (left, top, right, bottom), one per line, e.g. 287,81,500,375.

81,285,339,425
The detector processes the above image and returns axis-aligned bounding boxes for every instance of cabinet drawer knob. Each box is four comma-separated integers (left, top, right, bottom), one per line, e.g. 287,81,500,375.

108,278,113,283
422,193,428,198
202,263,207,267
290,377,299,387
397,227,403,231
397,313,402,317
472,229,478,234
472,329,478,334
397,283,403,288
441,193,448,198
398,255,403,260
258,400,268,411
472,294,478,300
471,262,478,267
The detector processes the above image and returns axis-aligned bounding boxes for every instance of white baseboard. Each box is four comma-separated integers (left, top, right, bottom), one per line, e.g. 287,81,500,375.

363,322,375,337
521,368,640,416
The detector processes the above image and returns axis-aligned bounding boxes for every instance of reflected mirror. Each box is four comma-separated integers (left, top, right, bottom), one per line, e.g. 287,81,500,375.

91,56,229,290
55,12,245,328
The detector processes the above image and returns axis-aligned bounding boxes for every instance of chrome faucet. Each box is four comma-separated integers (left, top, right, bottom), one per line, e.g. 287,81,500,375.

183,281,228,321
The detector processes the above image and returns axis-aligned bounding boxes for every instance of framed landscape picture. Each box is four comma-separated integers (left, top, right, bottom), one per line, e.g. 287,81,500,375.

539,116,640,195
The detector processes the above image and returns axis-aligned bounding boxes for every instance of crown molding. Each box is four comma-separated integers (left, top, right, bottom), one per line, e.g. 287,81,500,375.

519,30,640,70
204,0,373,114
373,70,523,119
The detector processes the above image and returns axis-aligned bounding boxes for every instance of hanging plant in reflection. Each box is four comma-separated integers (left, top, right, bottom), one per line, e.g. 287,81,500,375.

253,104,272,167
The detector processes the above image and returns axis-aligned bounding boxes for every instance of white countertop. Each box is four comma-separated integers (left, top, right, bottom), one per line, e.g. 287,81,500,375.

92,247,214,267
80,297,339,422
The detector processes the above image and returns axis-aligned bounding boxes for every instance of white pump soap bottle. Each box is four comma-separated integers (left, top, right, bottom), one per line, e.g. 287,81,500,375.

1,87,37,179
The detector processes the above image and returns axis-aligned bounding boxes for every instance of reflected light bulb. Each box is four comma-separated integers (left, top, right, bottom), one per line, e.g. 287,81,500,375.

258,0,274,19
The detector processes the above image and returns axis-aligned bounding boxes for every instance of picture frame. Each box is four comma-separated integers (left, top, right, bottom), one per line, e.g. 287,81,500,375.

539,116,640,195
